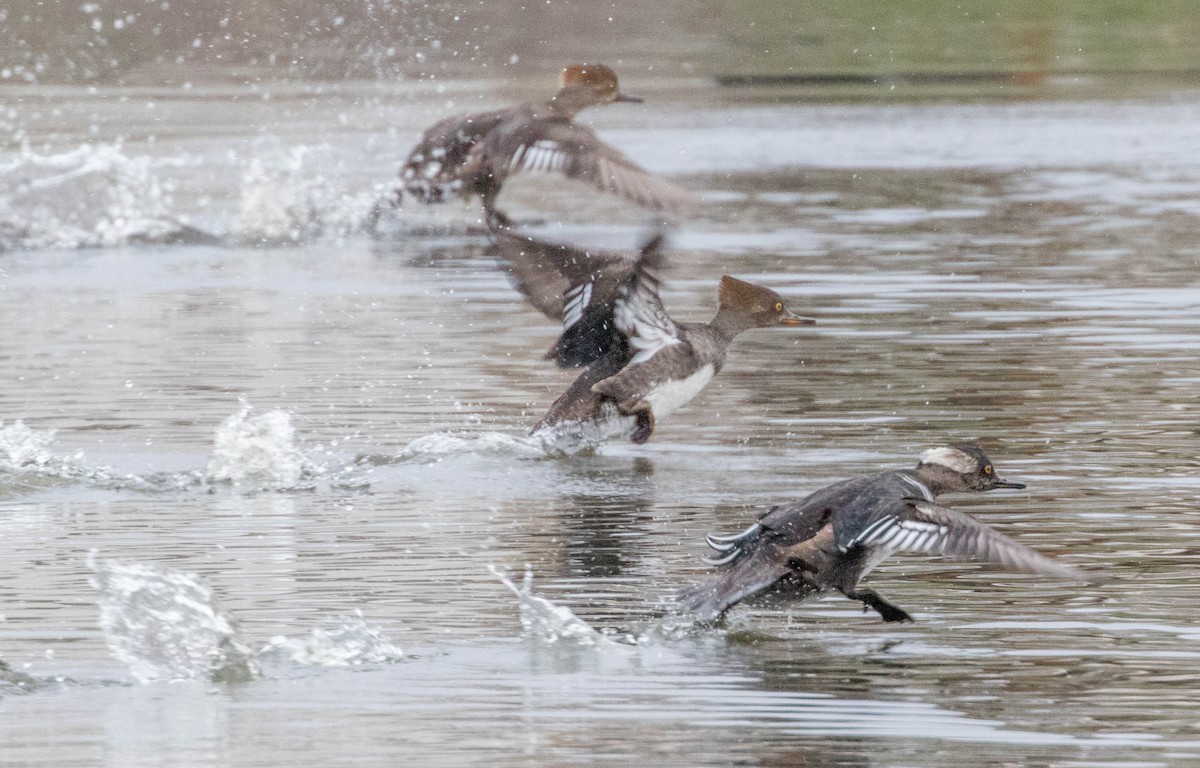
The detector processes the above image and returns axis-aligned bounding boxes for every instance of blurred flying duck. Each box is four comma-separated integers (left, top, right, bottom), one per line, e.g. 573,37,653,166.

377,64,690,228
527,233,814,445
680,443,1092,623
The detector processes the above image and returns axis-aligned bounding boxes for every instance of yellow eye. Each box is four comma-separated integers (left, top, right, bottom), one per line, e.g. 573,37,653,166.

983,465,993,475
774,302,783,312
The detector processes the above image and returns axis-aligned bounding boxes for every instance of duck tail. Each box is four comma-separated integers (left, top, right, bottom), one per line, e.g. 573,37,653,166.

702,521,764,565
677,529,789,623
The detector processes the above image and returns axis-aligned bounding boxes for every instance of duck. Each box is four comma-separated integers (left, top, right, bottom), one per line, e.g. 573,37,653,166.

526,233,814,445
679,443,1092,623
377,64,690,228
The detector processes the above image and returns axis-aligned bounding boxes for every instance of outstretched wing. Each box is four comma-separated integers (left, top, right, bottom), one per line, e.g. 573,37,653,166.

847,499,1089,581
612,235,681,365
399,109,511,202
503,121,693,213
491,231,658,368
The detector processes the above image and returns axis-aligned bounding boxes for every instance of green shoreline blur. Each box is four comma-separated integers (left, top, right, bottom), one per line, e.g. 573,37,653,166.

2,0,1199,99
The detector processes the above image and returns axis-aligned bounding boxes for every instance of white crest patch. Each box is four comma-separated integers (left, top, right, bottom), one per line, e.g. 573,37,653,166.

919,446,977,474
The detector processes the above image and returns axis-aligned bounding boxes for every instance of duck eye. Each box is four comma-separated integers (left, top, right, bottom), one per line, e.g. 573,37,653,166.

983,465,993,475
774,302,783,313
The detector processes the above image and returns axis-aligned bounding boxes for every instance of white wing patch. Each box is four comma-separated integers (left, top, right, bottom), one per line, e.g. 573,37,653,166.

846,516,949,554
562,282,594,331
510,140,571,174
612,277,679,365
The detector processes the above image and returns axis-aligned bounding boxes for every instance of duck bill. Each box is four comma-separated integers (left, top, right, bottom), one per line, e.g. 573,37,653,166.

992,478,1027,489
778,311,816,327
614,92,644,103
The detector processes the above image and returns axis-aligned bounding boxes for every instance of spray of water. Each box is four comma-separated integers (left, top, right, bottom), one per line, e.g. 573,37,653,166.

259,612,405,667
490,565,619,647
88,554,261,684
0,144,208,250
205,400,322,489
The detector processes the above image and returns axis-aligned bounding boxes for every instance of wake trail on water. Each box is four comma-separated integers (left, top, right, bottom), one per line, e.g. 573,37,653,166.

2,403,615,500
0,402,351,494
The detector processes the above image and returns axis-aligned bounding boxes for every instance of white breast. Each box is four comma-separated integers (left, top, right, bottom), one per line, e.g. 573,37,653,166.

643,364,716,420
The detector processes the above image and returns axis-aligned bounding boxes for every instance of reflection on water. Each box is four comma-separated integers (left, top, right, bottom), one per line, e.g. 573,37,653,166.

4,11,1200,764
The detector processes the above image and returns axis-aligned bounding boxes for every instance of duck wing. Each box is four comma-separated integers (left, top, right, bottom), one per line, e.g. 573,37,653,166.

557,233,669,368
492,231,660,368
609,234,679,365
845,499,1089,581
400,108,512,202
497,120,693,213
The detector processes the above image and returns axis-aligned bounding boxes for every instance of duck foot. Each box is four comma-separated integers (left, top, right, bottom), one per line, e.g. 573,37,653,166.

844,588,913,623
629,408,655,444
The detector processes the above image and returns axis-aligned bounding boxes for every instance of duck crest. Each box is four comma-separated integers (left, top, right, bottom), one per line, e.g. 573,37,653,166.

718,275,779,313
919,444,982,474
560,63,621,95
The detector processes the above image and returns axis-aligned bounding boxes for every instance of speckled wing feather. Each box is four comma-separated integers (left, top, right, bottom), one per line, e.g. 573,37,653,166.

490,231,649,367
850,499,1089,580
400,108,511,202
610,236,679,365
490,231,577,321
500,121,693,213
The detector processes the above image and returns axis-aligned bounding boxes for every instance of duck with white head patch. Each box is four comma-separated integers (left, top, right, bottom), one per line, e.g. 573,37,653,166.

680,443,1093,624
373,64,691,228
524,233,815,446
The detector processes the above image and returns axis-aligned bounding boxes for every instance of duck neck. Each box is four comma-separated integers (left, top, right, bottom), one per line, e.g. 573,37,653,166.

547,89,591,118
911,465,954,497
710,307,751,342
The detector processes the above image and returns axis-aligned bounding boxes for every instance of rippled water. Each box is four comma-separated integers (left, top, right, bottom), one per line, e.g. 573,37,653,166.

4,22,1200,765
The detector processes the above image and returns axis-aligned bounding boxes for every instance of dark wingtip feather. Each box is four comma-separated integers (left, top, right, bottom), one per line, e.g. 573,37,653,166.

637,231,668,270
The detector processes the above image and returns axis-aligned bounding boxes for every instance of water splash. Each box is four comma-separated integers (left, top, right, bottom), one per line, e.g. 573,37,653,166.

0,420,59,471
0,419,128,488
205,401,321,489
528,418,633,457
88,555,260,684
490,565,620,647
0,144,210,250
236,139,380,244
360,431,551,466
259,613,405,667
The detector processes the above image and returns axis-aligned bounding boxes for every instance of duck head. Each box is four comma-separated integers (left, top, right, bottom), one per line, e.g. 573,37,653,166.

712,275,815,338
552,64,642,114
914,442,1027,495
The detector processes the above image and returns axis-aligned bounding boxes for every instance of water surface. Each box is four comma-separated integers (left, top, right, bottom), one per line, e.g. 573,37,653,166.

3,13,1200,766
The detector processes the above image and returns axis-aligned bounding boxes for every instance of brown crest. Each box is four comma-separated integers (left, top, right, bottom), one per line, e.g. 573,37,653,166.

718,275,782,312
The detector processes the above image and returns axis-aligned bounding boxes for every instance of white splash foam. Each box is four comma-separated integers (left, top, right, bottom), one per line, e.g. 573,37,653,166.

259,612,404,667
385,431,550,463
490,565,614,646
0,420,58,470
529,413,638,456
0,419,124,486
0,144,201,250
88,555,260,684
205,401,320,489
236,138,380,244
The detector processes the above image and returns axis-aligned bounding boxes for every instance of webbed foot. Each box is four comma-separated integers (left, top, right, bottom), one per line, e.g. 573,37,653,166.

629,407,655,444
844,588,913,623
